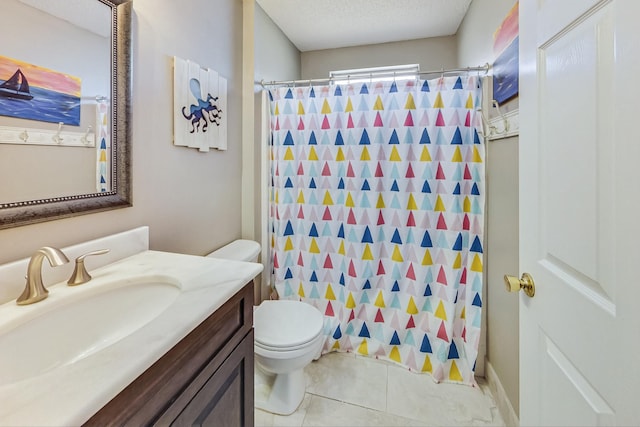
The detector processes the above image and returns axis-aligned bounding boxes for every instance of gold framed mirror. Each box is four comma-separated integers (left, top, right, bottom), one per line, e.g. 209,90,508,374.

0,0,132,229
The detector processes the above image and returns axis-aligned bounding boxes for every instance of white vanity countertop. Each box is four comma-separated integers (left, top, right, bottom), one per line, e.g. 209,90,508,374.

0,250,263,426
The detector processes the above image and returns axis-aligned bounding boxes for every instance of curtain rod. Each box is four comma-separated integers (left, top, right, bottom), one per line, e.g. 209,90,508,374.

259,63,490,87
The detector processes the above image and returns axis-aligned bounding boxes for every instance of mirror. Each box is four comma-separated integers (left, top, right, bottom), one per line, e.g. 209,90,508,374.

0,0,132,229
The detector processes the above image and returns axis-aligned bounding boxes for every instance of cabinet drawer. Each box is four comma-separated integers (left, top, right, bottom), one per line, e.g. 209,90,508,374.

85,282,253,426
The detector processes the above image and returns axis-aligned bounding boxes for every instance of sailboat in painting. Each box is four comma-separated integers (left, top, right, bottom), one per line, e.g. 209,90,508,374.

0,69,33,100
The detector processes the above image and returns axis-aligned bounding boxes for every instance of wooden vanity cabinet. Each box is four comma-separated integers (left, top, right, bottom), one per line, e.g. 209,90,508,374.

85,282,254,427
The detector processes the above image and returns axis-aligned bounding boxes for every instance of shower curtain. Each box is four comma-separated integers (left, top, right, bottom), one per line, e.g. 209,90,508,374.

268,75,484,385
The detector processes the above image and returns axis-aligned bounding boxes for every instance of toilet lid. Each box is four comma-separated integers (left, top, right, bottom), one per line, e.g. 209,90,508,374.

254,300,324,348
255,328,323,352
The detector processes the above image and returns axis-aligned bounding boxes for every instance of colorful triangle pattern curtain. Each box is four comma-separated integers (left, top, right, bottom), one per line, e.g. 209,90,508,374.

268,76,484,385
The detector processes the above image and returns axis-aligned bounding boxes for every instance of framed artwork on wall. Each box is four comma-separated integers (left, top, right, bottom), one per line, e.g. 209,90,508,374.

492,2,519,104
173,56,227,152
0,55,81,126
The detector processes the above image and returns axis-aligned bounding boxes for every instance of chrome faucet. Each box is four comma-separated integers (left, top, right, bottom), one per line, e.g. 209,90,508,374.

16,247,70,305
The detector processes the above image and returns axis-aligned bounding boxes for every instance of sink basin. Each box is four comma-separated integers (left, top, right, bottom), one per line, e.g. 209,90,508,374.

0,275,180,386
0,248,263,427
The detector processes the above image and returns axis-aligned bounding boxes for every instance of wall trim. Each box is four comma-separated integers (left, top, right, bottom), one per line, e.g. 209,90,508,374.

485,360,519,427
241,0,256,239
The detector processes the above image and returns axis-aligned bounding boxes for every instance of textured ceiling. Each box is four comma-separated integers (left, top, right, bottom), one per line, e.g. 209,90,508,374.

256,0,473,52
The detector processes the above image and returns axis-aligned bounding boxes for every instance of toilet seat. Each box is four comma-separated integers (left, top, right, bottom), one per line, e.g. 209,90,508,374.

254,300,324,349
255,328,323,352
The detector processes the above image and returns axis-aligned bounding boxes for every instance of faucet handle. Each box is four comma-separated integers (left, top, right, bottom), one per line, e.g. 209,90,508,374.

67,249,110,286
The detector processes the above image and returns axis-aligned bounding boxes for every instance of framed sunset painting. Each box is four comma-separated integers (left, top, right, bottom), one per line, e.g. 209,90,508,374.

0,55,81,126
492,2,519,104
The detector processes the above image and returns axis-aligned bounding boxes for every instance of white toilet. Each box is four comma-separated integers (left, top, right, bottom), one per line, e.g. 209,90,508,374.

207,240,324,415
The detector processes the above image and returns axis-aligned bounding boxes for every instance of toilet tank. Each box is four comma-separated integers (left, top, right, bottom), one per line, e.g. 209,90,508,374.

206,239,261,263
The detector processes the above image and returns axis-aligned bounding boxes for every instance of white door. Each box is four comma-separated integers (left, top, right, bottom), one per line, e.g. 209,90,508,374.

518,0,640,425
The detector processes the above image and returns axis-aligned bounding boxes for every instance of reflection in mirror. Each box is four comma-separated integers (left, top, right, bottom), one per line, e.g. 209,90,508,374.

0,0,131,229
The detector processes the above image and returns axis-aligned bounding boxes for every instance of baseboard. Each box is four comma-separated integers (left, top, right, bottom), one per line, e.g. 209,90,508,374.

485,360,519,427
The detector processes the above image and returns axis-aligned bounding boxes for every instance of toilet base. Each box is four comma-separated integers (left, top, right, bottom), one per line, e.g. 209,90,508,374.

254,363,306,415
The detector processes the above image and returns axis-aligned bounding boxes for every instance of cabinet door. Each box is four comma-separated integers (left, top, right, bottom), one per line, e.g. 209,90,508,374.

170,330,254,427
84,283,253,427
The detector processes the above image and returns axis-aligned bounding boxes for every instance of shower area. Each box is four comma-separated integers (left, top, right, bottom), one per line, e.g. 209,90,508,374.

251,2,521,424
261,69,487,387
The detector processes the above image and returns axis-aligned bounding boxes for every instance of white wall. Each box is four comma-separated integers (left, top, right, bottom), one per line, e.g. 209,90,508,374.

301,36,457,79
252,1,300,300
485,135,519,412
457,0,520,419
0,0,245,266
254,4,300,84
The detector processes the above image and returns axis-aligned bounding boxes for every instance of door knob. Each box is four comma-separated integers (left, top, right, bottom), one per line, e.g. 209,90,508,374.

504,273,535,297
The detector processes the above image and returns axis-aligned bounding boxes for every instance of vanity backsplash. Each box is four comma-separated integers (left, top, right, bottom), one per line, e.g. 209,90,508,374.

0,226,149,305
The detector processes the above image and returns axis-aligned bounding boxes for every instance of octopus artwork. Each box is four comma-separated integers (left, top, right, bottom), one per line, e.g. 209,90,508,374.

182,78,222,133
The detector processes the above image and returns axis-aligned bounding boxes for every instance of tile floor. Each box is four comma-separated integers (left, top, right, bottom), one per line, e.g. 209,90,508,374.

255,352,505,427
